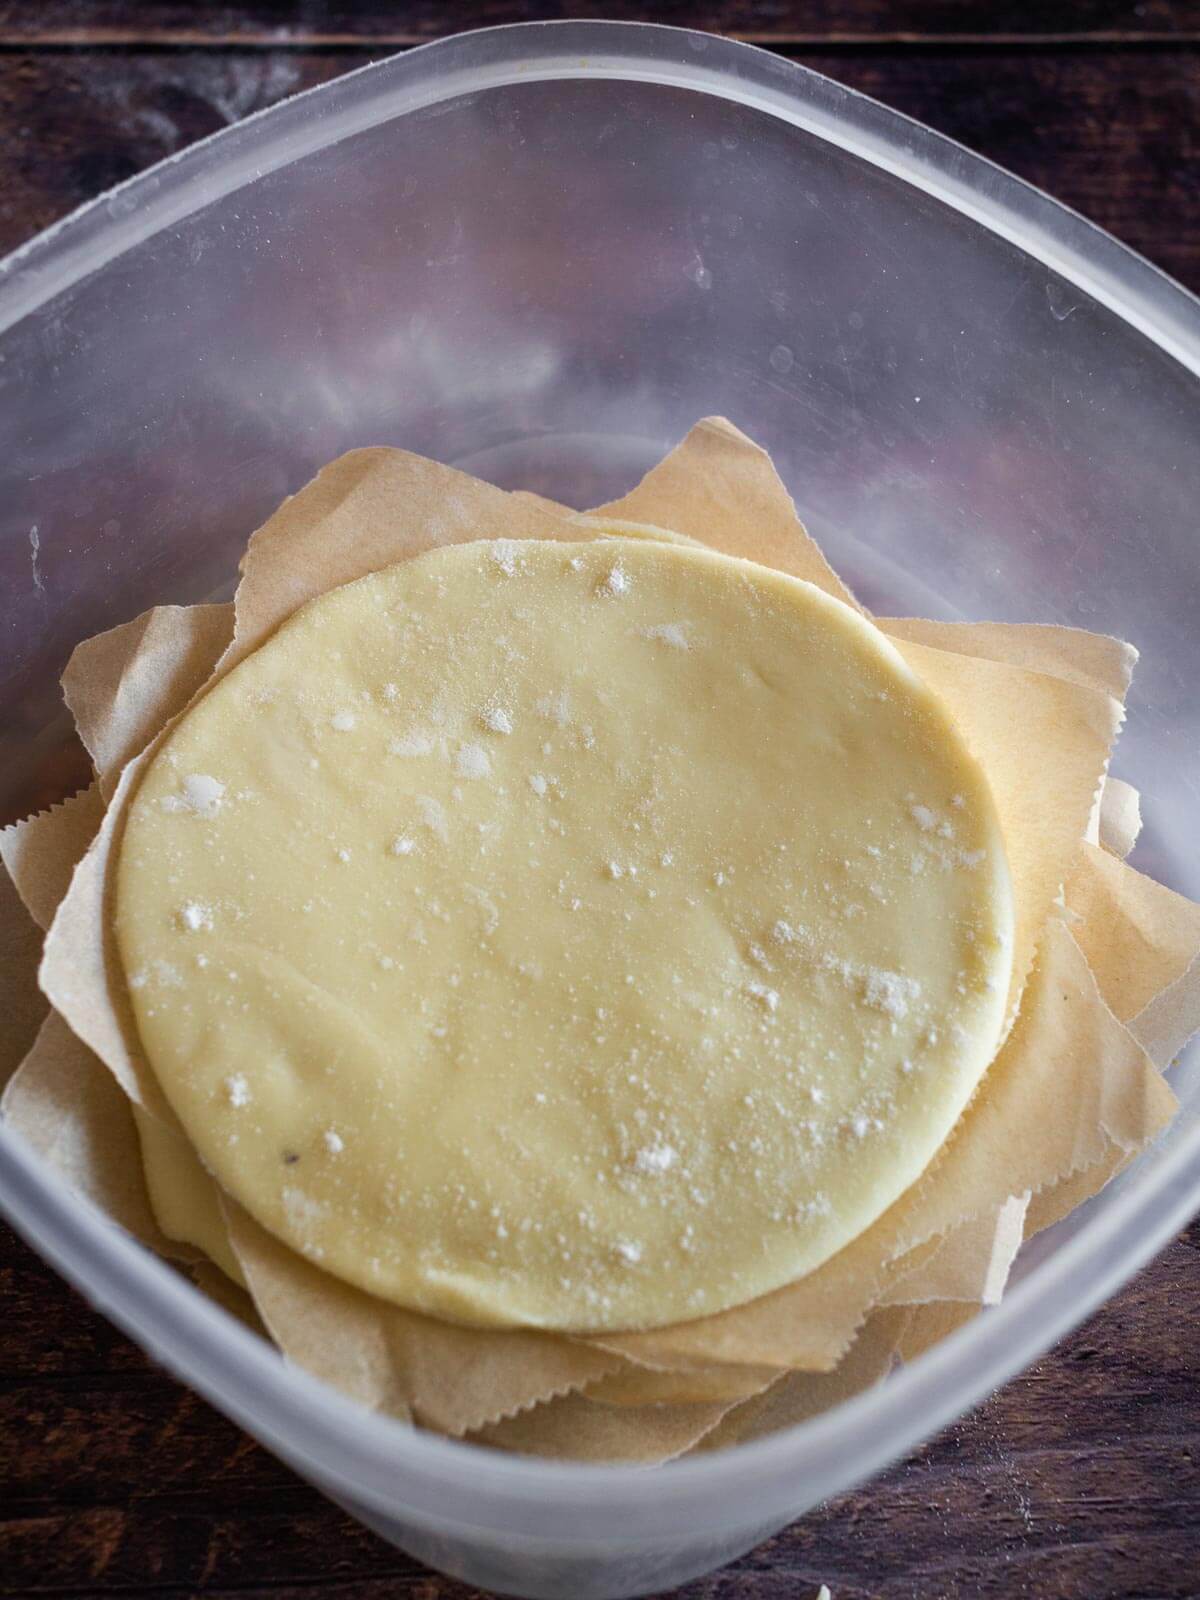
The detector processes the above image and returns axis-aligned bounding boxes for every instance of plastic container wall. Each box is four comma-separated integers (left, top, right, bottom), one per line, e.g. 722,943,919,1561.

2,22,1199,1600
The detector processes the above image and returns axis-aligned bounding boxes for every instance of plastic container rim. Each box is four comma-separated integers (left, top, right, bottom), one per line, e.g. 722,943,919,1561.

2,17,1199,1547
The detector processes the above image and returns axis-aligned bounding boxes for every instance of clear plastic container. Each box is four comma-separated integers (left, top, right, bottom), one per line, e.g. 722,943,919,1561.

2,21,1199,1600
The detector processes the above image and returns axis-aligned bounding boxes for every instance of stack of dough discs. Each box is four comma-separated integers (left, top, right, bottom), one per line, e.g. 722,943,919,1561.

116,537,1013,1333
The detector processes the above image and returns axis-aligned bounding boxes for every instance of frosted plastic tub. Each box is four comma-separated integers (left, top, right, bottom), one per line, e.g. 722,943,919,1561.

2,21,1199,1599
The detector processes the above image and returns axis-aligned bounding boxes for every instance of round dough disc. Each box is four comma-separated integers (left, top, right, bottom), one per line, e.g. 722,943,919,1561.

116,537,1012,1332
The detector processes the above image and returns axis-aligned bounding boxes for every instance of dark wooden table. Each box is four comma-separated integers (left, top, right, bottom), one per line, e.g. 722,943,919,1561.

2,5,1199,1597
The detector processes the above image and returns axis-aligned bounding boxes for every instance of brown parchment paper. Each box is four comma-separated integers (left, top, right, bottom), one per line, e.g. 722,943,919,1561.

189,1259,267,1335
1128,951,1200,1072
692,1307,912,1454
1096,776,1142,859
877,1194,1029,1310
0,776,185,1254
0,870,46,1092
5,417,1198,1462
223,1200,622,1436
2,1010,180,1256
581,1196,1026,1411
0,785,105,931
33,604,238,1123
468,1387,734,1463
1022,1145,1134,1240
878,617,1137,702
594,416,861,613
39,751,180,1124
896,1300,981,1364
63,603,235,801
1067,841,1200,1024
581,1361,781,1409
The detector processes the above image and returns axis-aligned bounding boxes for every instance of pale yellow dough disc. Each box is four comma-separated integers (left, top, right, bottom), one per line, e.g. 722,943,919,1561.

116,538,1012,1333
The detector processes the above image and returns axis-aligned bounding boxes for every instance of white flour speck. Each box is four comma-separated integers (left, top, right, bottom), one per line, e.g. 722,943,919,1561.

639,622,689,649
417,795,449,841
490,540,518,576
323,1129,344,1154
536,689,572,726
179,901,213,933
528,773,548,796
390,834,416,856
465,885,501,935
746,980,780,1013
862,969,921,1021
598,564,629,597
455,742,491,779
282,1186,327,1240
633,1143,677,1174
910,802,938,832
390,730,434,757
225,1073,251,1108
335,847,352,864
162,773,225,817
614,1239,643,1264
481,705,513,735
331,710,357,732
605,860,625,880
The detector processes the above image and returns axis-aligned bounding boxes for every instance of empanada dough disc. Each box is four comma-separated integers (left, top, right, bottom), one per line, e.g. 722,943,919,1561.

117,538,1012,1332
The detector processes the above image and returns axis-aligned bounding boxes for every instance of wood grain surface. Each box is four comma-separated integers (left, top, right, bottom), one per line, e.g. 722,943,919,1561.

3,1,1200,44
2,5,1199,1598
